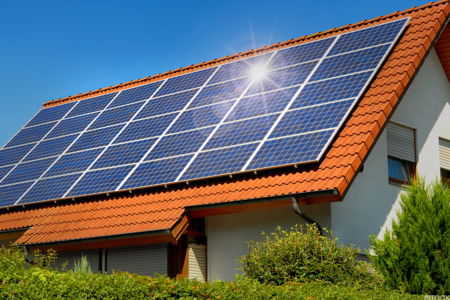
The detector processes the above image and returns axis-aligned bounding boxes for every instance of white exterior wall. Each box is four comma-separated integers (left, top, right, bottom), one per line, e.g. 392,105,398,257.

331,48,450,251
206,203,331,281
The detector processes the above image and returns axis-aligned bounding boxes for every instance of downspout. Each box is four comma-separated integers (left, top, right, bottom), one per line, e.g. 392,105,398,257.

291,197,323,235
23,246,34,264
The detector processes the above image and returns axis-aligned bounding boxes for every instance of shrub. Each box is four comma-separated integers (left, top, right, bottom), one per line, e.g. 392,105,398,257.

369,177,450,295
237,224,383,288
73,254,92,274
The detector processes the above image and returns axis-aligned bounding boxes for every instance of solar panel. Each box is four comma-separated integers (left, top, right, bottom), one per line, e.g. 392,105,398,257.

0,18,409,207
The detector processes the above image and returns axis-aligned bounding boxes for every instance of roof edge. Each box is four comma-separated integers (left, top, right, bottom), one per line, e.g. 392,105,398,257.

42,0,450,108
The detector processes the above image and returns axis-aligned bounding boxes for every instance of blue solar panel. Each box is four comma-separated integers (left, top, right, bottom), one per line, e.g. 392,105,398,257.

46,113,97,139
168,101,235,134
5,122,56,148
26,102,76,128
67,93,118,118
67,165,134,197
226,87,298,122
311,44,390,82
0,144,35,167
45,149,104,177
204,115,279,150
290,71,372,109
110,81,163,108
190,77,251,108
122,155,194,189
246,62,317,96
68,125,124,153
92,139,157,169
155,68,217,97
136,89,198,120
0,18,408,207
114,114,177,143
181,143,257,181
23,135,78,162
269,37,336,70
209,53,272,84
1,157,56,185
89,102,143,130
270,100,354,139
329,19,408,56
19,174,81,204
145,127,214,161
247,130,334,170
0,182,34,207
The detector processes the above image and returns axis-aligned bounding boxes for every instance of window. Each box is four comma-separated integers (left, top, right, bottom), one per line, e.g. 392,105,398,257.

386,122,416,184
439,138,450,187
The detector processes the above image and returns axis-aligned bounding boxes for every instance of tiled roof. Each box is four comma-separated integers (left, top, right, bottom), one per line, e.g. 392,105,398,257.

1,1,450,246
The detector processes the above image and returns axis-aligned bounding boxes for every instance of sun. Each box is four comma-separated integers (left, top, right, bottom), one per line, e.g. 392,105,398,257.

250,63,267,81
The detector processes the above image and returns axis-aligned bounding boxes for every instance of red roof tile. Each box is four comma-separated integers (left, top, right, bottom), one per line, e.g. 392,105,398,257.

2,1,450,246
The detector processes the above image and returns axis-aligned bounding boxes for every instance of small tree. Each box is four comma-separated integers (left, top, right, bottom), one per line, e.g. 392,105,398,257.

369,177,450,295
238,224,383,288
73,254,92,274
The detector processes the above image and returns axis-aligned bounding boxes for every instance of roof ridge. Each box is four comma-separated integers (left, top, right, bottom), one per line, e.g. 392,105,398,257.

42,0,450,108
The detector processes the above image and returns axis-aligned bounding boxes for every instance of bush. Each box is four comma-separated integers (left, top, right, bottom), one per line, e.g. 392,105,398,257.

237,224,383,288
369,177,450,295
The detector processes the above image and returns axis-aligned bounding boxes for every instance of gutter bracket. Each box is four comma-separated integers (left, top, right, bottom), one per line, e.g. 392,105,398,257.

291,196,323,235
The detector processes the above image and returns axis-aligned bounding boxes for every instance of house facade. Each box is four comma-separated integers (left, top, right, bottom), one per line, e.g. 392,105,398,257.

1,1,450,282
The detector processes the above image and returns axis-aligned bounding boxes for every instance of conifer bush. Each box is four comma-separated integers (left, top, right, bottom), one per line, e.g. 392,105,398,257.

369,177,450,295
237,224,383,288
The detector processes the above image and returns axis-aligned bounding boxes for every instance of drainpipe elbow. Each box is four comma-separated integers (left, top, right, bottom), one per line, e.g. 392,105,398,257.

291,197,323,235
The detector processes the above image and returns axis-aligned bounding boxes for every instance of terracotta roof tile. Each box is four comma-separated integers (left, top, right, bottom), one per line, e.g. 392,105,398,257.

2,1,450,245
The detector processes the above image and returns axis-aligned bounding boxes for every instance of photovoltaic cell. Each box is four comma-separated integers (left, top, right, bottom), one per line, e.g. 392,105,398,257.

180,143,257,181
23,135,78,162
145,127,214,161
110,81,163,108
310,44,390,81
68,125,125,153
5,122,56,148
68,165,134,197
329,19,407,56
45,149,104,177
92,139,157,169
26,102,76,128
168,101,235,134
247,130,334,170
290,71,372,109
136,89,198,120
46,113,97,139
1,157,56,185
122,155,194,189
204,115,279,150
270,100,354,139
155,68,217,97
67,93,118,118
0,182,34,207
246,62,317,95
226,87,298,122
0,166,14,182
19,174,81,204
209,53,272,84
114,114,177,143
269,37,336,69
89,102,143,130
190,77,251,108
0,144,35,167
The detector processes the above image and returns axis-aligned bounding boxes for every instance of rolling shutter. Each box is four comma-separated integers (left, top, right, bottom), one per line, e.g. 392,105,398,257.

188,244,206,281
387,123,416,162
53,249,101,272
439,138,450,170
107,243,168,277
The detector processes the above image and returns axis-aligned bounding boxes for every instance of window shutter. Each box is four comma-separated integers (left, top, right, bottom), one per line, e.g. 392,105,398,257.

439,138,450,170
54,249,101,272
188,244,206,281
386,123,415,162
107,243,168,277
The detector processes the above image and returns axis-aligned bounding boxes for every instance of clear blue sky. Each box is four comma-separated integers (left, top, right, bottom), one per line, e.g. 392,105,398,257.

0,0,428,147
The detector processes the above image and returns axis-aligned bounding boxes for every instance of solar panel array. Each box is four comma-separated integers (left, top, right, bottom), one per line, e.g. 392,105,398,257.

0,18,409,208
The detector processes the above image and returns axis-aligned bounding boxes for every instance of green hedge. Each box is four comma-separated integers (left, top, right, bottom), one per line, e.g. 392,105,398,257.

0,245,423,299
